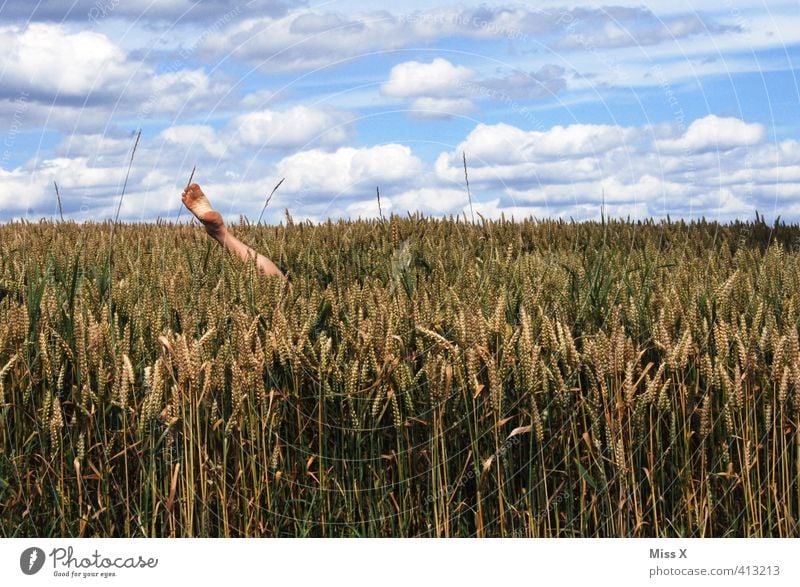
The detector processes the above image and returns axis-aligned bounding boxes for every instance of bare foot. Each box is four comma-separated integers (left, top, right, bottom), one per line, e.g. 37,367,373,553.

181,182,286,279
182,183,226,240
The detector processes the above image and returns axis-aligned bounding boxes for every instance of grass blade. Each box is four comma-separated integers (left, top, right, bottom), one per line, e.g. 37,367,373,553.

257,177,285,225
463,151,475,224
54,181,64,222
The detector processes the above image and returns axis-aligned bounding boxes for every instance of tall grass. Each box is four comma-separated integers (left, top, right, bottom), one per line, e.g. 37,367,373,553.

0,214,798,537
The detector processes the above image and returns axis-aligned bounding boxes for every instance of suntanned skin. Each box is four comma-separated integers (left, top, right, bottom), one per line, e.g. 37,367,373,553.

182,183,285,279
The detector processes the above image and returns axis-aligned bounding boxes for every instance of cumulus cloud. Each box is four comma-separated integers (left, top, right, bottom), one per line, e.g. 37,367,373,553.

382,58,475,99
276,144,423,197
391,187,475,216
37,155,128,190
0,24,132,100
0,148,162,221
4,113,798,224
0,23,228,130
159,125,228,158
654,115,765,153
0,167,50,214
434,115,799,220
380,58,478,118
258,115,797,222
55,132,138,159
0,126,268,222
436,122,639,172
0,99,359,222
381,58,569,119
229,106,350,150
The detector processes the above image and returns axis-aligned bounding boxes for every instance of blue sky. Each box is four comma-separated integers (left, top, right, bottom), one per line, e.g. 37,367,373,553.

1,0,798,223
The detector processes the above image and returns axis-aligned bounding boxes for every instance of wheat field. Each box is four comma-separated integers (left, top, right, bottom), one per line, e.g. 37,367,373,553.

0,212,798,537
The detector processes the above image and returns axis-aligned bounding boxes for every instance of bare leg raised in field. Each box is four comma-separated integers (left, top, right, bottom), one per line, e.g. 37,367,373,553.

182,183,285,278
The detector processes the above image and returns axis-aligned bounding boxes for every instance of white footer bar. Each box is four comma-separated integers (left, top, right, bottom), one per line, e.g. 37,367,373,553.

2,538,797,586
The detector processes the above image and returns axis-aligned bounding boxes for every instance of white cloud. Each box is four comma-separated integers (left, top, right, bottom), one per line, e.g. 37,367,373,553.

55,133,137,158
436,122,640,176
434,115,800,220
381,58,479,118
0,23,227,128
276,144,423,196
382,58,474,98
392,187,473,215
0,151,147,220
136,68,222,117
0,24,134,98
159,125,228,158
532,123,639,157
202,6,729,74
469,197,586,221
0,128,256,222
3,112,799,224
203,10,410,73
239,89,280,109
551,9,727,50
0,167,49,213
655,115,765,153
229,106,350,150
344,197,386,219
